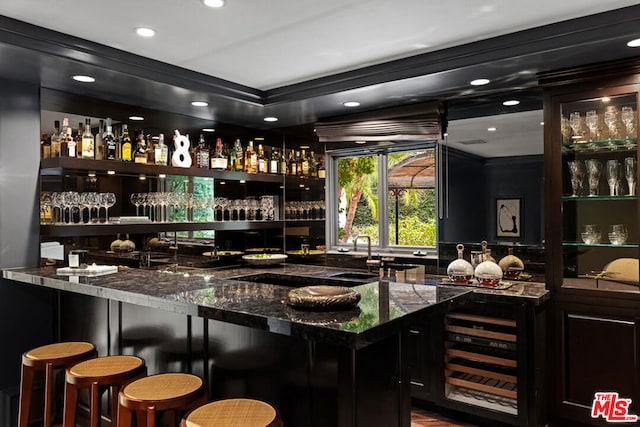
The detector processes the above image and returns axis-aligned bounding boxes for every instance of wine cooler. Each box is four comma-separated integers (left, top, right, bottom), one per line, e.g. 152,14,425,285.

444,308,518,415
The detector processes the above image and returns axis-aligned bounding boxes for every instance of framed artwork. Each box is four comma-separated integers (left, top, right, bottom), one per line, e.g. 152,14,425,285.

496,197,522,238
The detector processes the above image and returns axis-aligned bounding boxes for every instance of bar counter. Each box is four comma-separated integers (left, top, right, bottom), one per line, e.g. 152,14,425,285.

2,264,548,427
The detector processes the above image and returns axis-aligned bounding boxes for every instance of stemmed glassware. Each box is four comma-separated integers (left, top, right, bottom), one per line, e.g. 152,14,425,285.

585,159,602,196
585,110,598,141
626,157,637,196
621,106,635,138
606,159,620,196
103,193,116,223
130,193,142,217
569,112,582,141
567,160,585,197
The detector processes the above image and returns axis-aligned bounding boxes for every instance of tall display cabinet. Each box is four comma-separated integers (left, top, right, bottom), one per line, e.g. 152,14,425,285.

540,58,640,426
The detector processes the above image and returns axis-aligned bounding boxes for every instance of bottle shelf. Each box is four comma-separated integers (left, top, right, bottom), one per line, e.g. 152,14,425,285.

40,220,286,237
40,157,324,184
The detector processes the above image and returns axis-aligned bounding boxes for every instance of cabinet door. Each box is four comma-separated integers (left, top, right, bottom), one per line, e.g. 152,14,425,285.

553,302,640,425
558,91,639,293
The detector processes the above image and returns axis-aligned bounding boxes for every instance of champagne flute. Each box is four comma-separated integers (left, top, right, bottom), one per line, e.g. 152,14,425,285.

567,160,584,197
606,159,620,196
569,112,582,139
621,106,635,138
585,159,602,197
625,157,637,196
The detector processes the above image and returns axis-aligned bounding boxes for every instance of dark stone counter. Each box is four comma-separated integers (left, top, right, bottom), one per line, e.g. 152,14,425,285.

3,264,470,349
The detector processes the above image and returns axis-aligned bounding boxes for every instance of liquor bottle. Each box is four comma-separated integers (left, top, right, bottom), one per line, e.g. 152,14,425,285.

195,134,209,168
233,139,244,171
75,122,83,158
210,138,227,170
58,118,69,157
269,147,278,174
256,144,266,173
81,118,95,159
317,155,326,179
301,149,309,177
308,151,317,178
121,124,132,162
287,150,297,176
114,124,122,160
244,140,256,173
41,133,51,159
66,126,76,158
95,119,104,160
104,118,117,160
146,134,155,165
279,149,287,175
134,130,147,164
155,133,168,165
50,120,61,158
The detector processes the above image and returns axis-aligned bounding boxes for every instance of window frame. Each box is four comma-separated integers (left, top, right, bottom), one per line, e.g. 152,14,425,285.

325,141,438,255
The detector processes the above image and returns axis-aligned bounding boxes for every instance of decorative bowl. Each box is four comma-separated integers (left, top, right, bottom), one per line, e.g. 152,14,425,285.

242,253,288,266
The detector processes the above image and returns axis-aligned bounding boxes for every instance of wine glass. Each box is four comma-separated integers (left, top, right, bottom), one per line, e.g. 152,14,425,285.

606,159,620,196
104,193,116,223
621,106,635,138
625,157,637,196
585,110,598,141
130,193,141,216
567,160,584,197
604,107,619,142
569,112,582,140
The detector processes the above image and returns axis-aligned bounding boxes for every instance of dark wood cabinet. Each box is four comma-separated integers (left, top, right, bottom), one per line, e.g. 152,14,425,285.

540,58,640,426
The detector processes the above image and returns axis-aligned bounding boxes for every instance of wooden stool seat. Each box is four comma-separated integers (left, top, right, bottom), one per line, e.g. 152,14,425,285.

19,341,97,427
64,355,146,427
118,373,207,427
181,398,283,427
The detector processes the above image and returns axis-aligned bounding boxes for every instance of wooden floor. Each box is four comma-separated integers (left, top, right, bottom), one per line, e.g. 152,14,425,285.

411,407,478,427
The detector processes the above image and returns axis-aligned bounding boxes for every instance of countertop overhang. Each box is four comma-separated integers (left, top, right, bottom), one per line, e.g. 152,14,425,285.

2,264,548,349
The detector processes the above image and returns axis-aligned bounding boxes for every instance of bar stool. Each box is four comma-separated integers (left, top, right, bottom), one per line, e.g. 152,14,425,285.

19,341,97,427
180,398,283,427
63,355,146,427
118,373,207,427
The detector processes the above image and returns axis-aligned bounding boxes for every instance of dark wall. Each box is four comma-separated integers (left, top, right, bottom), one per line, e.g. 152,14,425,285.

0,80,55,421
439,149,544,246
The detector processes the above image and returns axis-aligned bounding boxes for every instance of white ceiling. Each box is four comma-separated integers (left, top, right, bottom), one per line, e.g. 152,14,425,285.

1,0,638,90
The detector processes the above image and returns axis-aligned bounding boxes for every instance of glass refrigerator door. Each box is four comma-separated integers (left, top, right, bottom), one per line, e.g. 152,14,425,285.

560,93,639,292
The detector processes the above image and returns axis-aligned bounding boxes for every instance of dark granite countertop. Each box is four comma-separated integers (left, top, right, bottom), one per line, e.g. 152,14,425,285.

2,264,548,349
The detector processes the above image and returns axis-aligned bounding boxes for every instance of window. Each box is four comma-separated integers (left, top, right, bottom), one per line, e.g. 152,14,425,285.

327,142,437,253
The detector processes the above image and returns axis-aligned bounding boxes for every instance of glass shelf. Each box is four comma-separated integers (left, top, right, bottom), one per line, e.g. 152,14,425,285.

561,138,637,153
562,242,638,248
562,195,637,201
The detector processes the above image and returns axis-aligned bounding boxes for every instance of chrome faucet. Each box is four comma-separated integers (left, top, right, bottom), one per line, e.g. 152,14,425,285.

354,235,381,270
353,235,372,259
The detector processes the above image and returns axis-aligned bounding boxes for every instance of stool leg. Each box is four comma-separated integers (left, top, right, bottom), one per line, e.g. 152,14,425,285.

146,405,156,427
18,363,33,427
117,404,132,427
43,362,54,427
90,381,100,427
110,385,120,427
62,381,78,427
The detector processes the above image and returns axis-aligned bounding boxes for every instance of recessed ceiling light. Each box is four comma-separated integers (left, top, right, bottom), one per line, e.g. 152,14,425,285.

135,27,156,37
343,101,360,107
627,38,640,48
540,122,544,126
202,0,225,7
239,180,246,184
129,116,144,121
107,170,116,175
487,127,497,132
72,75,95,83
191,101,208,107
139,174,146,180
470,78,490,86
503,100,520,106
300,145,310,149
158,174,166,178
264,117,278,122
202,128,215,132
602,97,611,102
355,141,367,144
